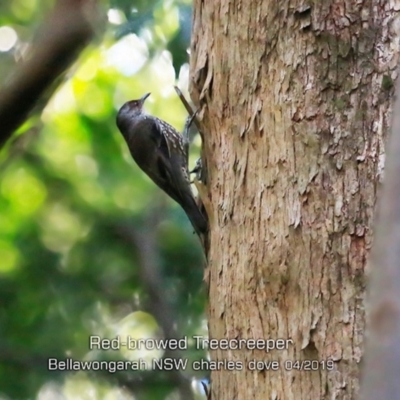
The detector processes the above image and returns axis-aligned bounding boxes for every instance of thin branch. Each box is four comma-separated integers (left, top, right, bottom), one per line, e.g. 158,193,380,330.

0,0,99,149
174,85,203,134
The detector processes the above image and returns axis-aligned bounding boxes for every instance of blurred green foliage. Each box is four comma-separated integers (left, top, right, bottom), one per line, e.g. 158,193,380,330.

0,0,207,399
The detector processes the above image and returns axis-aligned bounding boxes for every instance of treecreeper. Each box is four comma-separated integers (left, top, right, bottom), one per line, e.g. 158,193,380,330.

116,93,208,236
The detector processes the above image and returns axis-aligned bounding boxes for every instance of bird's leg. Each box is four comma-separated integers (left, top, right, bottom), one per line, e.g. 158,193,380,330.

190,158,202,184
183,109,199,168
183,109,199,140
174,87,210,230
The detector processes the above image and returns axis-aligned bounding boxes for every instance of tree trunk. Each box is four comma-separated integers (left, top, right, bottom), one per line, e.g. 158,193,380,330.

190,1,400,399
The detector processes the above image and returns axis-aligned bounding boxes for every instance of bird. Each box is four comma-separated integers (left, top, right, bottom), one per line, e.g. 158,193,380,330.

116,92,208,235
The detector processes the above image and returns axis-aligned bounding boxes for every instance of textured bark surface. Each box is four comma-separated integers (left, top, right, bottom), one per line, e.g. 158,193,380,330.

190,1,400,399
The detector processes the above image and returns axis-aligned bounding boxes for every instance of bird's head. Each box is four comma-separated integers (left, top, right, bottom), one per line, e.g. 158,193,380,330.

116,92,151,131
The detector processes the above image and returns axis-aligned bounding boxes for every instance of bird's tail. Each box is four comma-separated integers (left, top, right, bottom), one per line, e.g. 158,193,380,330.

181,193,208,236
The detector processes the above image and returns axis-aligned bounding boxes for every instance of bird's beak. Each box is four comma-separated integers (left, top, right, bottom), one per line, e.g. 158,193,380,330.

140,92,151,105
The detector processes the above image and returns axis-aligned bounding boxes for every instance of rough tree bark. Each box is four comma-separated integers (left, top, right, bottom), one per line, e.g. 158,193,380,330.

189,1,400,399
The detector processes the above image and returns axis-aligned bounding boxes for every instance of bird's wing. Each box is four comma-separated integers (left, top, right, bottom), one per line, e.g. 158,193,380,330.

144,118,191,206
144,118,207,234
153,118,172,158
154,118,189,165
